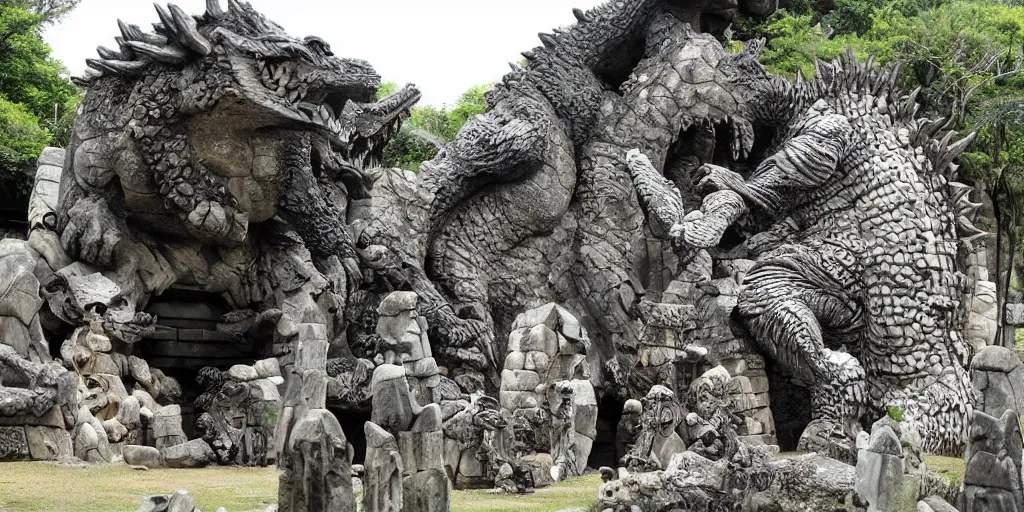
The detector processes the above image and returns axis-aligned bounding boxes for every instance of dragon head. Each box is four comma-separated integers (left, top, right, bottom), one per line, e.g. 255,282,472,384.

718,38,795,130
76,0,420,174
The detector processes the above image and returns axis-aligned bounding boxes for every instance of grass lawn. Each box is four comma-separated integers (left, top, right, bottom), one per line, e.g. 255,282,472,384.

924,454,965,485
0,462,600,512
450,474,600,512
0,463,278,512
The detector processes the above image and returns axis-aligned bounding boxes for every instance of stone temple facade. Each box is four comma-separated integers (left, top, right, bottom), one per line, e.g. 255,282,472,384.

0,0,1013,511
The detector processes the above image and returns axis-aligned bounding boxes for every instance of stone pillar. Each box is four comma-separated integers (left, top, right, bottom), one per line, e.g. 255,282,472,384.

960,409,1024,512
854,417,920,512
498,303,598,483
971,346,1024,419
277,323,355,512
364,422,404,512
368,362,449,512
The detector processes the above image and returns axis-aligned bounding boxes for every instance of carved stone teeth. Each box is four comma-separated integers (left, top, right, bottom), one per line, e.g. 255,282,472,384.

319,105,331,122
288,90,299,103
297,105,315,121
275,86,287,98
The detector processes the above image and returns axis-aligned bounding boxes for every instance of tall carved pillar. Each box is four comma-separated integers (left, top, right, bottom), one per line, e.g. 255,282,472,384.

277,323,355,512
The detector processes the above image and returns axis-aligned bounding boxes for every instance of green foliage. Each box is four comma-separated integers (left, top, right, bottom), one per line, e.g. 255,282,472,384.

0,93,47,195
888,405,905,422
41,92,77,147
382,127,441,171
444,84,489,137
376,80,399,100
0,0,80,197
756,12,898,78
0,1,79,121
381,83,493,170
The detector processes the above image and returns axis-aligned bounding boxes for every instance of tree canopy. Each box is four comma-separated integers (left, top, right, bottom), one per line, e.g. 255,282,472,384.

379,82,492,170
0,0,79,200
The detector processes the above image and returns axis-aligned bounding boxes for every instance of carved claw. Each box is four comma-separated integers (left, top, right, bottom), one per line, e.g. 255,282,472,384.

60,197,124,268
186,200,249,242
680,190,747,248
696,163,747,194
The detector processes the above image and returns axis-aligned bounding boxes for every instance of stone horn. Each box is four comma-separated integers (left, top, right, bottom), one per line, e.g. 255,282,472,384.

206,0,224,18
168,3,212,55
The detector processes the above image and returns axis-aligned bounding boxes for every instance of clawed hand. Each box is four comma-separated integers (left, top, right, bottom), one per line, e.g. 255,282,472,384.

697,163,747,194
680,189,748,248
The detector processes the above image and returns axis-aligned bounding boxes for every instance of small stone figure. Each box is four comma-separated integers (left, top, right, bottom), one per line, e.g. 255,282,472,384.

375,291,440,407
549,382,578,481
959,408,1024,512
684,366,748,465
441,394,508,489
621,385,686,472
616,399,643,464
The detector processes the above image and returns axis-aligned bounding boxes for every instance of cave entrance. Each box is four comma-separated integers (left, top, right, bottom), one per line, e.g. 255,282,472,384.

331,408,371,464
140,289,272,439
589,395,624,469
767,361,812,452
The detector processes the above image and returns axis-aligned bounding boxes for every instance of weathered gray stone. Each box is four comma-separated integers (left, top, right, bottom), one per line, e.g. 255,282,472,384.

371,364,417,434
254,358,282,379
0,426,30,460
160,439,215,468
124,445,163,468
364,422,403,512
24,425,71,460
278,409,354,512
136,494,170,512
920,496,958,512
228,364,259,382
152,405,187,450
973,345,1021,372
166,490,196,512
867,424,903,456
402,468,449,512
960,408,1024,512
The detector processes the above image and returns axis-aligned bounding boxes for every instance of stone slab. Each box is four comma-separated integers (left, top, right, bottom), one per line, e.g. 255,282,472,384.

25,425,72,460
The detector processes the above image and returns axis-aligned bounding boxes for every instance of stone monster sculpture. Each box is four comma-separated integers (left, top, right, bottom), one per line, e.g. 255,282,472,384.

627,48,984,454
60,0,419,346
355,0,774,388
2,0,417,466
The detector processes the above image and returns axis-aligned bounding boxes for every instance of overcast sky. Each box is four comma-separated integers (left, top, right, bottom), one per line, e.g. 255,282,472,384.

44,0,606,107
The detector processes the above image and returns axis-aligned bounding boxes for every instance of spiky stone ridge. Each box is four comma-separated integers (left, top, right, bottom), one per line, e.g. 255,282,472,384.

57,0,419,301
685,46,985,456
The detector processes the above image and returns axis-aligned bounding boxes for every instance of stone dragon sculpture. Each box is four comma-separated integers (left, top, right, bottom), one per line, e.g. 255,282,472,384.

628,48,984,455
356,0,774,386
62,0,419,324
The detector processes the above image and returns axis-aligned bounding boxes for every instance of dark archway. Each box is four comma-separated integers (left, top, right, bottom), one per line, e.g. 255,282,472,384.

589,395,625,469
767,362,812,452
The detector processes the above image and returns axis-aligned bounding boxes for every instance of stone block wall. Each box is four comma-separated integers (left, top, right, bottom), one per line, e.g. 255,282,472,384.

499,303,597,481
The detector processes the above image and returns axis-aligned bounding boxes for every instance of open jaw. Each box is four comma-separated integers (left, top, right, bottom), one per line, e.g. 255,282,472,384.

247,58,422,172
666,111,756,178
